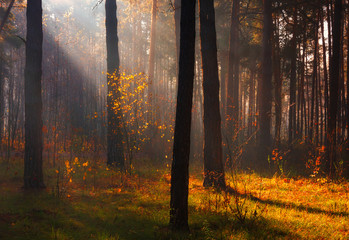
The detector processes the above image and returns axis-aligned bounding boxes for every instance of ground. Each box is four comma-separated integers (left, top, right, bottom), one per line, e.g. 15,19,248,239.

0,157,348,240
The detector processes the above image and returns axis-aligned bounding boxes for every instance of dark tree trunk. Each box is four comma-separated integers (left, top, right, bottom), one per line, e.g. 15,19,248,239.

258,0,273,164
327,0,332,63
248,69,255,137
106,0,124,168
0,59,3,154
320,9,329,145
148,0,157,110
346,5,349,177
174,0,180,73
310,18,319,143
289,6,297,144
299,38,306,140
170,0,196,231
273,16,282,146
24,0,45,189
326,0,342,179
199,0,225,188
226,0,240,156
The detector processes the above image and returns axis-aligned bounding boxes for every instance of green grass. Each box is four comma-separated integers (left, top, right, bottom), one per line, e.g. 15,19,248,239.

0,158,348,240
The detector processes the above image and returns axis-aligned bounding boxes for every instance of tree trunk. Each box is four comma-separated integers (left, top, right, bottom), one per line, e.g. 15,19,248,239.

248,69,255,138
273,16,282,146
148,0,157,112
170,0,196,231
289,5,297,144
174,0,180,73
24,0,45,189
299,38,306,140
258,0,273,165
326,0,342,179
346,4,349,177
199,0,225,188
0,58,3,155
310,17,319,143
226,0,240,158
320,9,329,145
106,0,124,168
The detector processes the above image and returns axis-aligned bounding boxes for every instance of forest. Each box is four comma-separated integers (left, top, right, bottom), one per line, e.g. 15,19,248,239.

0,0,348,239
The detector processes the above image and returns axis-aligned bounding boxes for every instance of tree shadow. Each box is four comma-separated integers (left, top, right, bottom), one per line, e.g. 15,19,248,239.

229,216,303,240
225,186,348,217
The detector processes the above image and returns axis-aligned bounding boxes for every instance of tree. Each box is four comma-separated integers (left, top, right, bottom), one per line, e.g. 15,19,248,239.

148,0,157,115
24,0,45,189
0,55,4,154
199,0,225,188
258,0,272,165
273,13,282,146
170,0,196,231
289,4,297,144
326,0,342,179
106,0,124,168
174,0,180,72
226,0,240,159
346,2,349,178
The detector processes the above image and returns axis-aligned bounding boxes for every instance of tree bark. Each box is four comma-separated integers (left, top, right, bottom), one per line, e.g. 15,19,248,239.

24,0,45,189
258,0,273,164
0,58,3,154
106,0,124,168
289,5,297,144
310,17,319,143
148,0,157,111
320,9,329,145
170,0,196,231
199,0,225,188
346,4,349,177
326,0,342,179
248,69,255,138
273,15,282,146
174,0,180,73
226,0,240,158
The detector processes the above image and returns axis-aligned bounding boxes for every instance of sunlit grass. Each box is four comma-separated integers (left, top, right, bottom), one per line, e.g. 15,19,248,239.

0,157,348,239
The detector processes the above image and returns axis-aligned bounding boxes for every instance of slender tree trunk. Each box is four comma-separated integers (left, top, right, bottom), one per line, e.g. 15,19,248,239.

199,0,225,188
320,9,329,145
226,0,240,159
24,0,45,189
327,0,332,64
300,38,306,140
289,5,297,144
148,0,157,112
326,0,342,179
170,0,196,231
273,16,282,146
0,58,3,156
106,0,124,168
344,5,349,178
174,0,180,73
248,69,255,137
310,18,319,143
258,0,273,165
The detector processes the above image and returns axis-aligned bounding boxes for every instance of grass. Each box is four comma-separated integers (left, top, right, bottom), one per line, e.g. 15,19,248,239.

0,157,348,240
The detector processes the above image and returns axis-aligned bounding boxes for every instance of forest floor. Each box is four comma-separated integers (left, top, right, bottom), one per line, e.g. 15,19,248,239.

0,157,348,240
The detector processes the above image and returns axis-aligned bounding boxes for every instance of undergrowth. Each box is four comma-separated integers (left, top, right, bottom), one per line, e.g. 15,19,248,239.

0,157,348,240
